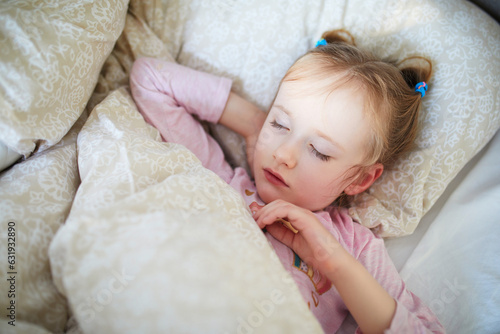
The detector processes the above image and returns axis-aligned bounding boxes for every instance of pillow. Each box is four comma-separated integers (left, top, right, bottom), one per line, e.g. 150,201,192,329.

343,0,500,236
49,88,323,333
86,0,186,112
0,0,128,164
0,0,128,331
173,0,500,236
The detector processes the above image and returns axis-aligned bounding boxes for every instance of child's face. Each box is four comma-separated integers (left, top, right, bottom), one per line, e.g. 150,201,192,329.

253,79,372,211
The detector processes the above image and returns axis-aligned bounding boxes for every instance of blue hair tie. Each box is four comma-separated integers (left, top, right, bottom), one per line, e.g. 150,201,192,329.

415,81,428,98
315,39,327,47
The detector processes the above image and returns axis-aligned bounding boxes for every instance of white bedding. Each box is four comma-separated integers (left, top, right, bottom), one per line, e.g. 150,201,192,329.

392,129,500,333
0,0,499,333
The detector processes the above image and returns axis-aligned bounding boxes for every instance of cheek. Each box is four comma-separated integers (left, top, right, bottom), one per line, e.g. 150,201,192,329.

255,126,274,148
255,127,282,160
302,164,349,194
293,165,345,210
253,131,271,165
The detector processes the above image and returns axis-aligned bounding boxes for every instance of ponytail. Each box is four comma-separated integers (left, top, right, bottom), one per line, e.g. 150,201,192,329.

315,30,433,168
398,56,433,90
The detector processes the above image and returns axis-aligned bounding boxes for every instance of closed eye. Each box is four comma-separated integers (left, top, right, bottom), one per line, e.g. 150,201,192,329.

270,120,288,131
310,144,330,162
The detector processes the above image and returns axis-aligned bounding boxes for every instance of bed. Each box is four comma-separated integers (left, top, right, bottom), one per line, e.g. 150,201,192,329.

0,0,499,333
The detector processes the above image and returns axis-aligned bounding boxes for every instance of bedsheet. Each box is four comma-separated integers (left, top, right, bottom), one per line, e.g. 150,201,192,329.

0,0,499,333
393,128,500,333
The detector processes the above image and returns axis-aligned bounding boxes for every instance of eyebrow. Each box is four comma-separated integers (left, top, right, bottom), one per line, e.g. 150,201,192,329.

274,104,345,153
315,130,345,153
274,104,292,116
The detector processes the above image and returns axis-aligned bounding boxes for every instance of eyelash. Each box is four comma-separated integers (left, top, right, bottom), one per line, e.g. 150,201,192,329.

270,120,287,130
271,120,331,162
310,145,330,162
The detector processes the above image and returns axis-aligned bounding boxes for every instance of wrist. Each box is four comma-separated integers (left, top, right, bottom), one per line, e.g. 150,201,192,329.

315,239,352,280
220,92,266,138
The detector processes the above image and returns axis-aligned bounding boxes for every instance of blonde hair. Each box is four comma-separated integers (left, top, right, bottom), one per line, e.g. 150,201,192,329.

281,29,432,206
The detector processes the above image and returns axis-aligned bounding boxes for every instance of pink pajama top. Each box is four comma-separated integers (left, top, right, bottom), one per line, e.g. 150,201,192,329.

129,57,445,334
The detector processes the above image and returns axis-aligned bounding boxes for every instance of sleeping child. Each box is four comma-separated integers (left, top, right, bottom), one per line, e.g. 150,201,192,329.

129,30,444,333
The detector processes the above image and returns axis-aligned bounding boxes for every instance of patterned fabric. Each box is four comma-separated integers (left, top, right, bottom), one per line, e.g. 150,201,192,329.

0,0,499,332
173,0,500,236
0,1,127,332
0,0,128,157
0,119,82,333
48,88,323,333
90,0,500,237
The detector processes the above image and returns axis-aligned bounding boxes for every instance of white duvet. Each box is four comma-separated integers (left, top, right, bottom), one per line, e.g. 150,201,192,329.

49,88,324,333
0,0,499,333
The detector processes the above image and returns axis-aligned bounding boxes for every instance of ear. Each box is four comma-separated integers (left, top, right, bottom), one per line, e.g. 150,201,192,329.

344,163,384,196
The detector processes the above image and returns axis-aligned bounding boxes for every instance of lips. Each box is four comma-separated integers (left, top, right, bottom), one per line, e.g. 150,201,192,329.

263,168,288,187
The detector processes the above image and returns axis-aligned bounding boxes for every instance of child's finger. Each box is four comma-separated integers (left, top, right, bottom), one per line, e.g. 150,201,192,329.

266,223,296,248
254,201,299,232
249,201,264,216
252,202,277,225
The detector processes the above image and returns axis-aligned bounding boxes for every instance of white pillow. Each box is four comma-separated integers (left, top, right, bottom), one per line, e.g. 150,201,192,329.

175,0,500,236
0,0,128,163
0,141,20,171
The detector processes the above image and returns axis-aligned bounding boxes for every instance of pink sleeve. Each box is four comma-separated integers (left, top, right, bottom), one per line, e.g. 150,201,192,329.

332,209,445,333
129,57,234,183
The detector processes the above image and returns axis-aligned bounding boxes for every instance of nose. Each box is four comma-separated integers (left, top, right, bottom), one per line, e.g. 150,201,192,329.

273,141,297,168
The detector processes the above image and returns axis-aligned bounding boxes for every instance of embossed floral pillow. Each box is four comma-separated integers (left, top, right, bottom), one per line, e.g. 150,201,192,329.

174,0,500,236
0,0,128,160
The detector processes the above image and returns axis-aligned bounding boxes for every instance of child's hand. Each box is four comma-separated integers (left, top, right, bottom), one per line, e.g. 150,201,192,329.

252,200,397,332
251,200,343,275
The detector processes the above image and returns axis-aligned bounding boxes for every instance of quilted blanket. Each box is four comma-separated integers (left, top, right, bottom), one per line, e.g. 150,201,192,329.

0,0,499,333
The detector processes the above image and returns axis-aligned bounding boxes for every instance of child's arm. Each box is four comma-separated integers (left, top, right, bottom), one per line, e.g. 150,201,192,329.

130,57,266,176
252,200,444,334
219,92,267,142
130,58,236,182
252,200,395,333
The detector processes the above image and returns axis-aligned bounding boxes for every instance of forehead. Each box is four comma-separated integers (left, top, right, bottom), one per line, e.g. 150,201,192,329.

275,78,367,119
274,79,372,150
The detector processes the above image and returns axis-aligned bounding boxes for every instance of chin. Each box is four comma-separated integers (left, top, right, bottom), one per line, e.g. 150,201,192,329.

254,181,275,205
258,186,330,212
